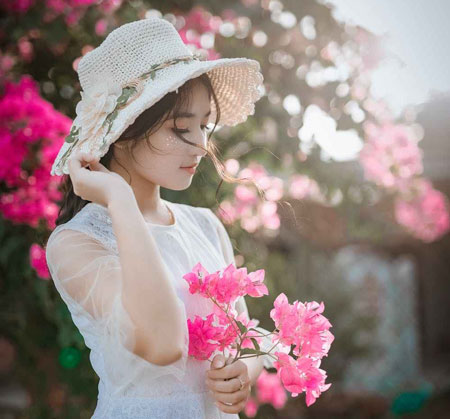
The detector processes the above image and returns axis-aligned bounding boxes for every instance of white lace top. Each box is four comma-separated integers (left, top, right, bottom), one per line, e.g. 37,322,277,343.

45,199,279,419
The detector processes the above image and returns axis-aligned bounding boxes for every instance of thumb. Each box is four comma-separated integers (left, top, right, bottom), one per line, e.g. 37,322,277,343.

211,353,226,369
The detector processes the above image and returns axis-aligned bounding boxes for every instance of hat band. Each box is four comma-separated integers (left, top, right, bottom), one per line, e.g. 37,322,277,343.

58,53,204,171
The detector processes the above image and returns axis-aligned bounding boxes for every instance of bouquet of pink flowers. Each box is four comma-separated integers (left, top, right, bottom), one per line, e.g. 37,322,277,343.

183,262,335,406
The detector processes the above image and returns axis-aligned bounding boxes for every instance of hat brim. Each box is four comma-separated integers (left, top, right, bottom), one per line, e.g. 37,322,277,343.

51,57,263,176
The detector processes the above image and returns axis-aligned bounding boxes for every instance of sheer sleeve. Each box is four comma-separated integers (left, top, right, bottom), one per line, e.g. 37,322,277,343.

204,209,289,370
45,227,189,395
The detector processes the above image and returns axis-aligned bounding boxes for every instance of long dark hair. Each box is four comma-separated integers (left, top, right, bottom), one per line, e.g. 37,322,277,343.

55,73,265,226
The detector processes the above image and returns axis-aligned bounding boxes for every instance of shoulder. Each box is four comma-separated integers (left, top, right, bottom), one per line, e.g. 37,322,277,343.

47,203,116,253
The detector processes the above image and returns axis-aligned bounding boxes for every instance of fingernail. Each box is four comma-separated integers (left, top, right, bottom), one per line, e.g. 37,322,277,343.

217,361,224,367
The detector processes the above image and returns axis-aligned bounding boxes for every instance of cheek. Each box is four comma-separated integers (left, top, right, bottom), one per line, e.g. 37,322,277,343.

153,131,186,154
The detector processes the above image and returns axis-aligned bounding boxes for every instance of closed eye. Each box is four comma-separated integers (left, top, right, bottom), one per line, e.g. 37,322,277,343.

173,125,211,133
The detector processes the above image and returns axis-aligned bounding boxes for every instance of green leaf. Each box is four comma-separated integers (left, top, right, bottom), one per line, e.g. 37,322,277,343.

64,125,80,143
251,338,260,351
116,86,136,106
239,348,257,356
236,320,247,334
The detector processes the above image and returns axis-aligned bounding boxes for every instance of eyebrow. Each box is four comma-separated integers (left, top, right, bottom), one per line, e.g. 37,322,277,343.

168,110,211,120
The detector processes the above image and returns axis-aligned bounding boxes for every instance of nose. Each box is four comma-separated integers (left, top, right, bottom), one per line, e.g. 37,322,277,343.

189,128,208,157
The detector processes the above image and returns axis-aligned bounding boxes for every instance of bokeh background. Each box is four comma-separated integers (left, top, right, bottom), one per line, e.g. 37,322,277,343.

1,0,449,418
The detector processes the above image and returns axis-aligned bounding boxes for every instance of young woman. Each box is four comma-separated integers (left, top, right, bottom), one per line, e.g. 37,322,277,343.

45,18,279,418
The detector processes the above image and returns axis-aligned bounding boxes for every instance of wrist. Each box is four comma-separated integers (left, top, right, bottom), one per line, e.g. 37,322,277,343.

107,191,138,218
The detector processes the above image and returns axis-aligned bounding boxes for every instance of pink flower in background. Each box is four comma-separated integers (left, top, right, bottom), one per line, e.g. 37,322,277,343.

218,162,284,232
0,51,16,78
18,37,34,62
44,0,103,27
359,122,423,190
244,369,288,416
0,75,66,229
95,18,108,36
217,200,238,224
0,0,35,14
235,185,258,204
98,0,123,14
244,397,259,417
288,174,324,202
395,179,450,242
256,369,287,409
30,244,50,279
177,7,222,61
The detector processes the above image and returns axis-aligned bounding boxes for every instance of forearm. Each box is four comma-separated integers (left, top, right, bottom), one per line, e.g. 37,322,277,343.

108,195,186,363
240,355,265,386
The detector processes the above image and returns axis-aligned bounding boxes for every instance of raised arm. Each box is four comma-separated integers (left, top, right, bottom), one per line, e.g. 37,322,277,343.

46,226,189,394
107,196,187,366
46,151,190,394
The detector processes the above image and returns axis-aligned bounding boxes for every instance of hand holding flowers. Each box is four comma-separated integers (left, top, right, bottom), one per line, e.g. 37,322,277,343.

183,262,335,408
206,353,251,414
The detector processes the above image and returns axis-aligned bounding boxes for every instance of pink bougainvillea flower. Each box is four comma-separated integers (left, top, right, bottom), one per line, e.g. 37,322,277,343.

184,263,333,407
295,356,332,406
273,352,304,396
292,301,334,359
273,352,331,406
187,313,223,360
270,293,300,346
209,264,245,304
244,268,269,297
29,243,50,279
182,262,210,296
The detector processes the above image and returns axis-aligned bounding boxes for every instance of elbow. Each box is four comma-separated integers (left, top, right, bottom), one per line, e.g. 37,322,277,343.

142,345,184,366
133,335,184,366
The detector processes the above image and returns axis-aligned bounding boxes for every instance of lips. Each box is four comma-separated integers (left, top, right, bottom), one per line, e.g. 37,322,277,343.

180,164,198,169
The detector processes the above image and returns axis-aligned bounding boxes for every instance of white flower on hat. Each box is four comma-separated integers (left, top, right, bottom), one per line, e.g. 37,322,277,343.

75,77,123,143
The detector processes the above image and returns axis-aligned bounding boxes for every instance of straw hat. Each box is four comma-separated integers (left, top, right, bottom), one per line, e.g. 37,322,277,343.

50,17,264,176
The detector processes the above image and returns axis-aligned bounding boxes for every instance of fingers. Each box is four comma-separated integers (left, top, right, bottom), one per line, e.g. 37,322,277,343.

206,375,249,393
207,358,244,380
67,150,84,175
213,385,249,405
210,353,226,370
214,398,248,415
68,151,105,175
88,159,109,173
206,357,250,414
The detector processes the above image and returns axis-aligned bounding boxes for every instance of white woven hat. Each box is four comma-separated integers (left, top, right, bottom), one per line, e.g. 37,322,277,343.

50,17,264,176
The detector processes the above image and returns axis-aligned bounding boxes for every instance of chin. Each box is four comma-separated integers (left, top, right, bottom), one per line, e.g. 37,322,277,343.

161,179,193,191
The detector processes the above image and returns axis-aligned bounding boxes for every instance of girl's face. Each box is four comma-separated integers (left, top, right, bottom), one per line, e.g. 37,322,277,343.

112,81,212,191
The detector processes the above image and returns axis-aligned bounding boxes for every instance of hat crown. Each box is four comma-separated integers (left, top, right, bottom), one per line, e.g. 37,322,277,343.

77,17,193,92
